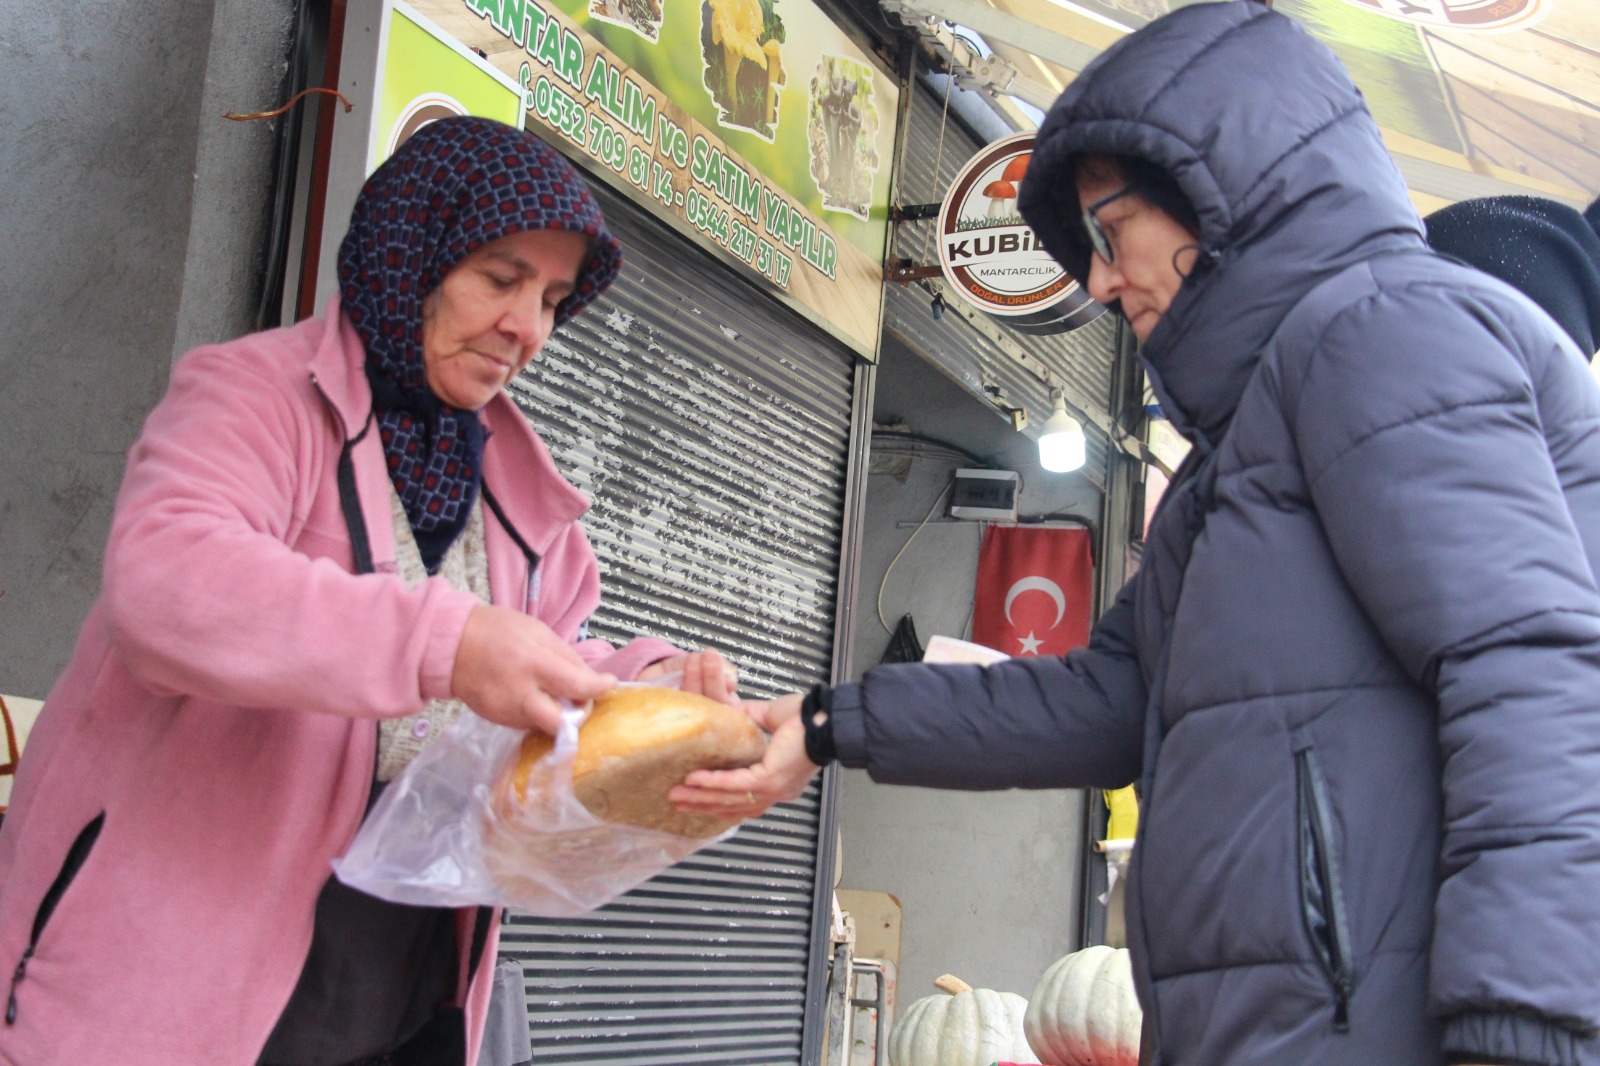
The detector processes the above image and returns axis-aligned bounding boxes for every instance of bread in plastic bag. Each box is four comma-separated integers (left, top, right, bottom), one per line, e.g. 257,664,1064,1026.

333,682,763,916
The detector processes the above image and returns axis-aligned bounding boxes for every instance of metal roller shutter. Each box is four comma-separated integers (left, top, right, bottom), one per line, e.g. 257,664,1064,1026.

498,182,856,1065
885,86,1120,488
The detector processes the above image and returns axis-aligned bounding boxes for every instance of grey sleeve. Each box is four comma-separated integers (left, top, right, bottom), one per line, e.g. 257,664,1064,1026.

829,579,1146,791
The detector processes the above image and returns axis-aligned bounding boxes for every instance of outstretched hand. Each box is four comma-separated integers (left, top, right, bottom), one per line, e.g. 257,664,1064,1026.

450,604,614,734
669,694,817,820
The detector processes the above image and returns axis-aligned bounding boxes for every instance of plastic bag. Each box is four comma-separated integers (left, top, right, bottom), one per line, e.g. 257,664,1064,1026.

333,686,733,916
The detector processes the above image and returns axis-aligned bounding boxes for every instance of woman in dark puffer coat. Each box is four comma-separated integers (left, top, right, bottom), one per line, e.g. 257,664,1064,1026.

674,3,1600,1063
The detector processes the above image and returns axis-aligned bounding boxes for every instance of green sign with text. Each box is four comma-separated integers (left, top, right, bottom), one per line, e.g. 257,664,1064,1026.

376,0,899,357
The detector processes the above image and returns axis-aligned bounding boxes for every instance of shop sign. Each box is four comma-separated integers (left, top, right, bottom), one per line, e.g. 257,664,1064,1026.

937,132,1102,334
370,0,899,359
1335,0,1545,31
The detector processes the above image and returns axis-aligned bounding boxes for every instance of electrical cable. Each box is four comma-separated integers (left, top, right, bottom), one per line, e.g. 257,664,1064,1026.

876,476,955,634
872,444,975,469
870,429,984,466
1019,514,1092,526
254,0,316,331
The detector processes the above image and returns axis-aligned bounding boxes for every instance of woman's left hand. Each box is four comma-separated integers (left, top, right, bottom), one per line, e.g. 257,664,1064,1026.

637,649,739,704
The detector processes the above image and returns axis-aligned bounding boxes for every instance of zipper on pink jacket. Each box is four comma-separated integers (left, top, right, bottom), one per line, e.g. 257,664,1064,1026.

312,374,541,605
311,374,376,575
482,483,541,612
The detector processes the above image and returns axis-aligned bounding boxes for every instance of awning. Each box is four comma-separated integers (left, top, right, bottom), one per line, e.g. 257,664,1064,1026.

882,0,1598,212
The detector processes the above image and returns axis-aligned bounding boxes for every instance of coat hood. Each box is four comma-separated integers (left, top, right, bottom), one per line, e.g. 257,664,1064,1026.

1019,0,1425,445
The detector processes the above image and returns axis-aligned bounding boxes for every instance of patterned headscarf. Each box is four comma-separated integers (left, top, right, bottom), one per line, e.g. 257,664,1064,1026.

337,116,622,567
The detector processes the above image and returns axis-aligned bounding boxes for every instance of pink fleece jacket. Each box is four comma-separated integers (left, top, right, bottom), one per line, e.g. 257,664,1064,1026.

0,304,677,1065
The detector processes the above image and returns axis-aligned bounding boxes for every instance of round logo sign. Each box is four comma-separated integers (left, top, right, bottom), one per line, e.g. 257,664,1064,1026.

1335,0,1545,31
388,93,470,156
937,132,1102,334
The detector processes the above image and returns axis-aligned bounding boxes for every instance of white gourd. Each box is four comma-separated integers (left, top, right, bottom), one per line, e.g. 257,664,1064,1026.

1023,945,1142,1066
889,974,1041,1066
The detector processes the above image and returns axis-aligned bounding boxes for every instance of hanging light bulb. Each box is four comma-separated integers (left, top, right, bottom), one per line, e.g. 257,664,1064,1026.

1038,390,1086,473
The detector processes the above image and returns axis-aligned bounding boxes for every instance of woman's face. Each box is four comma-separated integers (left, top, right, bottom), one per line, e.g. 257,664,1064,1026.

1076,169,1200,343
421,228,590,410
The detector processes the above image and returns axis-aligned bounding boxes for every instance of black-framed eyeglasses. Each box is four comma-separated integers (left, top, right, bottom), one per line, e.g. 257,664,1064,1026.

1082,186,1134,265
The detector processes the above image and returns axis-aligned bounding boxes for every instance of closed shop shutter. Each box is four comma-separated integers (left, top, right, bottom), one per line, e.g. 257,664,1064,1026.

886,86,1121,489
498,183,856,1064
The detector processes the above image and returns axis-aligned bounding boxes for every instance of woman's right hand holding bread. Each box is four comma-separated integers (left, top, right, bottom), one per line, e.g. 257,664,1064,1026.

451,604,615,734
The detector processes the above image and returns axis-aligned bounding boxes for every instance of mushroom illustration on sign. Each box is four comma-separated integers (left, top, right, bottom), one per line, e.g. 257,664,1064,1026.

763,38,785,127
984,178,1018,219
806,56,880,218
591,0,663,39
709,0,768,107
1003,152,1029,190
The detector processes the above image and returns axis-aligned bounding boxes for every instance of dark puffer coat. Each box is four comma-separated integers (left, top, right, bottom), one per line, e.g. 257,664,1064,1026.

827,4,1600,1063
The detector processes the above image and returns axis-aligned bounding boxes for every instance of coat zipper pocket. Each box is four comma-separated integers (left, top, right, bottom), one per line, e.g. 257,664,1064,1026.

1296,749,1354,1032
7,813,104,1025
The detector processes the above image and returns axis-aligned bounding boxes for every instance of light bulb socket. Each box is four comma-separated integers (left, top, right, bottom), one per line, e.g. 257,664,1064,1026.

1038,392,1086,473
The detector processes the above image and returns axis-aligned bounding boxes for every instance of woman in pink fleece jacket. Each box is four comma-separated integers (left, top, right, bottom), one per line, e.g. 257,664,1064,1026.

0,118,729,1065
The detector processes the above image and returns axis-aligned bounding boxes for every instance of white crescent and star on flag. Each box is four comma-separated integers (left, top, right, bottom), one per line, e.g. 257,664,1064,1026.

1005,576,1066,656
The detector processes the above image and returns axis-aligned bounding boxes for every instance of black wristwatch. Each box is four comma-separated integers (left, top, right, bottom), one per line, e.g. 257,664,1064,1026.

801,683,837,766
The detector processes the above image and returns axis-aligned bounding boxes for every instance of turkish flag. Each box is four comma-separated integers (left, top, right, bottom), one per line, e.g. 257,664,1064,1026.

971,526,1093,658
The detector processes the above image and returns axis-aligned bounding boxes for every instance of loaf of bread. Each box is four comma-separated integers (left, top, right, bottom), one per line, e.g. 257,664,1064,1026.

490,685,768,840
